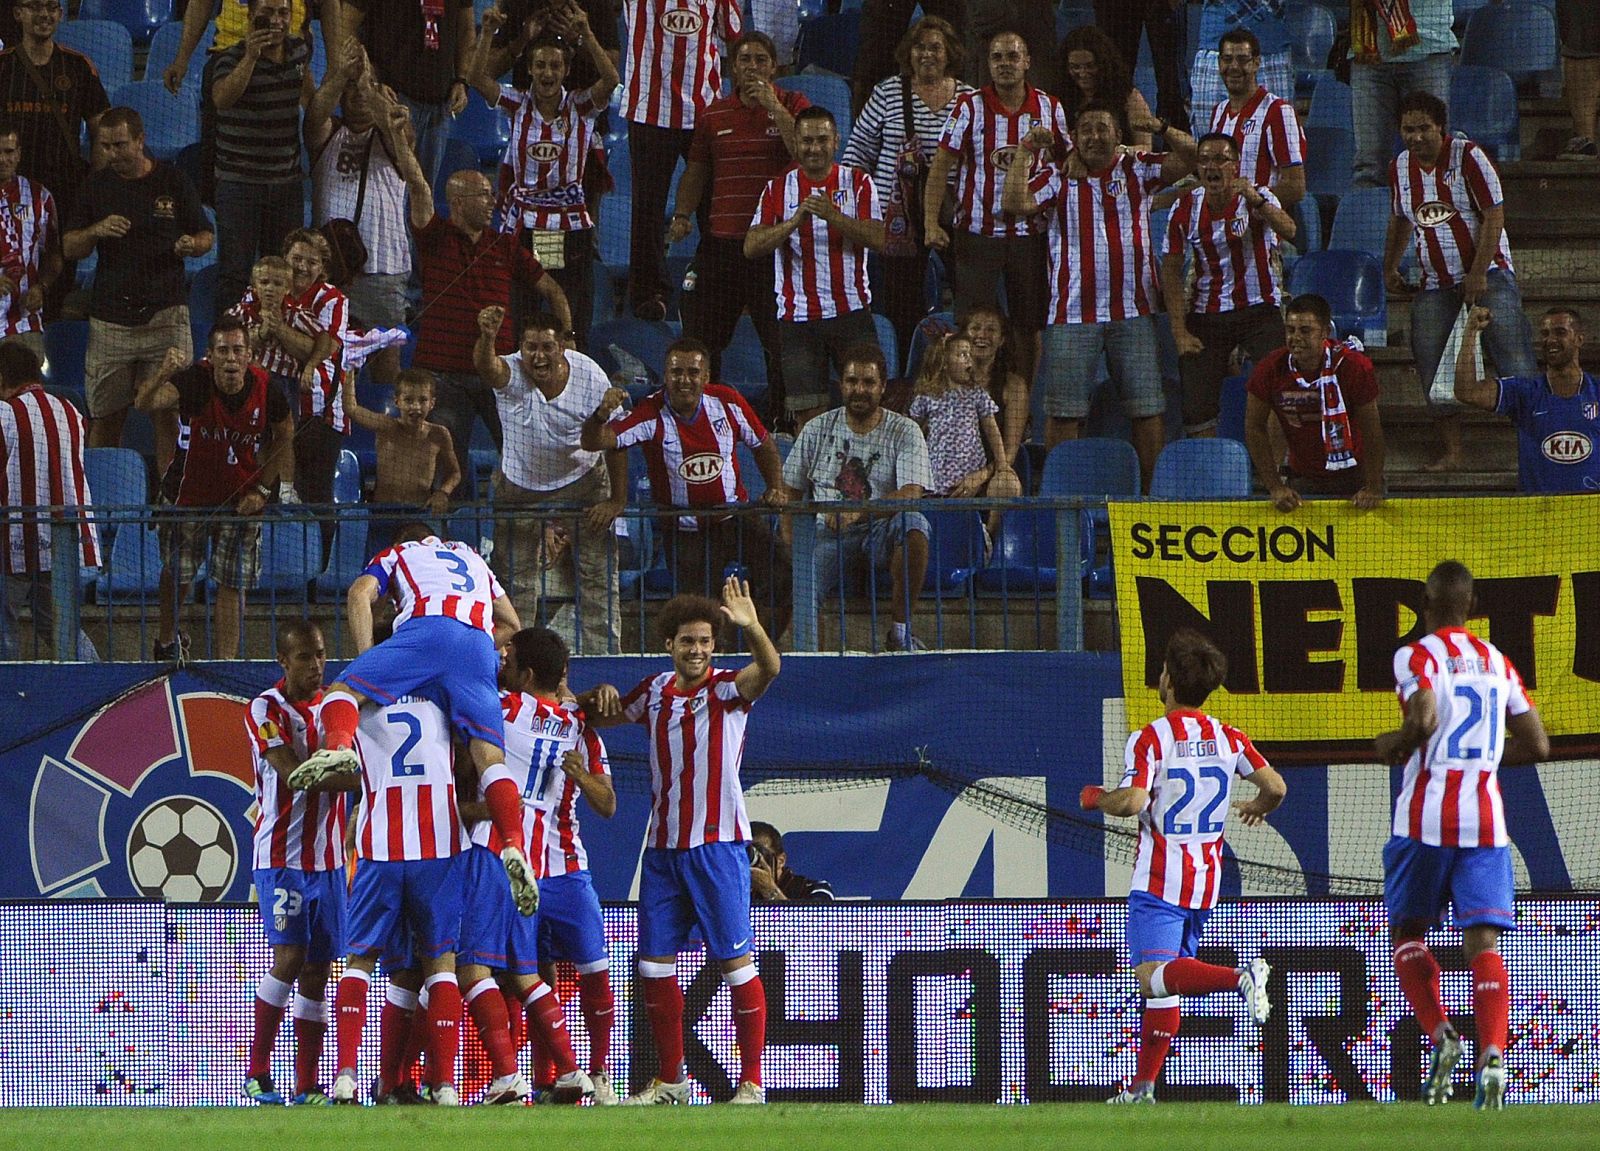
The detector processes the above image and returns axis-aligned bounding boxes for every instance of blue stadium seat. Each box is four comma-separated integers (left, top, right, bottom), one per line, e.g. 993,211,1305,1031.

921,509,985,594
1305,125,1355,198
973,508,1057,595
1290,192,1323,255
776,72,852,144
1327,187,1393,261
597,141,631,269
1150,438,1253,499
796,11,860,75
83,447,148,528
435,137,481,213
872,313,898,382
56,20,134,89
1040,438,1141,599
255,515,323,598
1287,250,1388,343
589,318,678,391
42,321,90,390
1285,3,1336,93
450,91,511,165
1307,72,1352,129
145,19,212,89
78,0,172,44
1217,374,1250,442
904,311,955,382
333,449,362,504
1461,1,1560,97
316,508,371,598
721,314,769,399
108,80,199,159
1450,65,1521,162
188,264,219,336
95,521,164,604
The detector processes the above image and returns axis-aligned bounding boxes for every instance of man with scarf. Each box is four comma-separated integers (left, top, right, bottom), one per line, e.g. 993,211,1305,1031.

1243,293,1386,511
1348,0,1453,189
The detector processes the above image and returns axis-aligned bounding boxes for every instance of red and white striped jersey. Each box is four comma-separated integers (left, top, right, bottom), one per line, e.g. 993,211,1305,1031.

474,691,610,877
287,278,350,431
1121,708,1267,910
1390,137,1514,292
1207,87,1305,190
937,85,1070,237
353,694,469,862
621,0,742,130
1391,627,1531,848
622,668,753,850
751,162,879,321
497,84,603,233
1165,185,1285,313
1031,151,1167,324
247,682,346,871
0,176,55,338
227,288,348,432
364,536,506,635
610,383,765,527
0,384,100,575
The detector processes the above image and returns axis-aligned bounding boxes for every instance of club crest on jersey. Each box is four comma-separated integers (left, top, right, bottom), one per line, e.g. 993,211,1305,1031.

1229,216,1248,237
1542,431,1593,463
1106,178,1125,198
679,452,724,483
832,189,849,209
1585,402,1599,421
661,7,705,35
529,141,563,164
1415,200,1457,228
154,196,177,220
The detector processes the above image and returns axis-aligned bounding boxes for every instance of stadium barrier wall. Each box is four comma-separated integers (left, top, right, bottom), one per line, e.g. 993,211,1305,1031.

1,898,1594,1106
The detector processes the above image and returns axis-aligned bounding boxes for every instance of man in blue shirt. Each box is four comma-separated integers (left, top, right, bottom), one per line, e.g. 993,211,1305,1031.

1455,305,1600,493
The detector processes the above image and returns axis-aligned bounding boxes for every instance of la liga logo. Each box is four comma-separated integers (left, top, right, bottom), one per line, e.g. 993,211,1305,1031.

27,680,258,902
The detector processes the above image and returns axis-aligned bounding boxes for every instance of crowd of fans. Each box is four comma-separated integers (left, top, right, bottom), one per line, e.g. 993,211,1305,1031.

3,0,1599,661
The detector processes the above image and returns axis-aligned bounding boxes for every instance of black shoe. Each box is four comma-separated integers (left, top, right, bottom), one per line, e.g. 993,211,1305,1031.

375,1082,426,1106
152,632,191,664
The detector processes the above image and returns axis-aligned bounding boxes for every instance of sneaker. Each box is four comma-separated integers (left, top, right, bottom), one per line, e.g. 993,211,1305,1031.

291,1087,332,1106
432,1083,461,1107
1107,1082,1156,1104
1239,957,1272,1026
278,483,302,505
633,295,668,322
501,845,539,916
886,626,927,652
729,1080,766,1105
1423,1025,1463,1105
1474,1053,1506,1111
481,1072,531,1105
622,1077,691,1105
331,1071,360,1105
153,632,191,665
243,1073,285,1105
287,747,361,790
590,1070,620,1106
374,1082,426,1106
1558,135,1599,160
549,1068,595,1104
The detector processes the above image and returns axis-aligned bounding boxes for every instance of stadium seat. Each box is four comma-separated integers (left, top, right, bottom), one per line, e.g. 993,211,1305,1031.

1307,72,1352,129
56,20,134,89
77,0,172,45
333,449,362,504
1150,438,1253,499
95,520,164,604
316,508,370,597
872,313,898,383
796,11,859,75
973,507,1057,595
254,515,323,598
920,509,985,593
42,321,90,390
776,72,852,146
721,314,770,399
188,264,219,335
1327,187,1393,261
1285,3,1336,92
109,80,199,159
145,19,212,89
1305,125,1355,198
1290,192,1323,256
83,447,149,536
596,143,630,269
435,137,481,212
1450,65,1521,162
588,318,678,390
450,91,510,165
1461,1,1561,97
1287,250,1388,343
904,311,955,381
1217,374,1250,442
1040,438,1141,599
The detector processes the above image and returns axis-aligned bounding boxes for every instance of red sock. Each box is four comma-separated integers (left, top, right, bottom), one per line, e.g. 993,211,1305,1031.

466,979,519,1078
483,778,525,854
1134,1003,1181,1087
320,694,359,751
503,987,527,1052
579,969,615,1073
728,973,766,1087
1157,957,1242,996
292,996,328,1094
640,971,686,1083
377,993,415,1092
400,993,431,1085
248,973,291,1078
1471,951,1510,1059
426,976,463,1088
1394,939,1448,1040
334,972,370,1073
527,1007,557,1087
524,983,578,1075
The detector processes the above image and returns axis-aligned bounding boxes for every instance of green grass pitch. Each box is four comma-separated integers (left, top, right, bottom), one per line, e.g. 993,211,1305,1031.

4,1103,1599,1151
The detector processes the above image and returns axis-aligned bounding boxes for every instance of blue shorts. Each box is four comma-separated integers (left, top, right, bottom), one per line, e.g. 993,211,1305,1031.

254,867,347,963
1383,836,1517,931
346,854,469,960
459,845,540,975
638,843,753,961
537,870,609,968
1126,889,1210,967
337,615,505,750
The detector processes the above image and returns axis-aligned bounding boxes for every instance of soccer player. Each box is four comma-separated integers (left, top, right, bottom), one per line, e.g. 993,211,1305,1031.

289,521,537,915
1081,628,1287,1104
584,576,779,1104
243,620,347,1106
1374,561,1549,1110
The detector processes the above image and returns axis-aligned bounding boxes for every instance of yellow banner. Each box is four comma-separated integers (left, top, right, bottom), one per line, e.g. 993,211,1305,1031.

1108,497,1600,754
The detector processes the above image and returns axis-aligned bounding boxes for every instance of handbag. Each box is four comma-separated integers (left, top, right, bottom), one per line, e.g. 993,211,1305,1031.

319,130,374,287
881,80,929,259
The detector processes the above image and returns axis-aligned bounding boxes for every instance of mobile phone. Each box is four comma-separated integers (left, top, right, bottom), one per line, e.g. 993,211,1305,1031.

253,13,272,29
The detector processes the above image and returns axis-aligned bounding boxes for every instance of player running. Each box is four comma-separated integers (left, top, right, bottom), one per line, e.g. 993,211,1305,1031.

1082,628,1287,1104
289,522,537,915
242,620,347,1106
1374,561,1549,1110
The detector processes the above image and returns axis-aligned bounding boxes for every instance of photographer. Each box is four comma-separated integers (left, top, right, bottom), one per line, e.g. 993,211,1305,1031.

748,821,834,903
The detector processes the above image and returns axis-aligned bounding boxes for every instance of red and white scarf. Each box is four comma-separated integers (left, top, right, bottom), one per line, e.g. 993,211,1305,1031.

1289,339,1359,471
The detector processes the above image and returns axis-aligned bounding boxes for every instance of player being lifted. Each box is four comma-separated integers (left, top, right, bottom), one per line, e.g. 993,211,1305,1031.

1374,561,1548,1110
1082,628,1287,1104
290,522,537,915
584,577,779,1104
243,620,347,1106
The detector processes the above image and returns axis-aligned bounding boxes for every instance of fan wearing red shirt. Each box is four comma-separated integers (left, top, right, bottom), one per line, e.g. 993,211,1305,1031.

1243,293,1387,513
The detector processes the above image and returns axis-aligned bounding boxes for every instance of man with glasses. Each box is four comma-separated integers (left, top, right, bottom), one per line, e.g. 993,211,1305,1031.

1204,27,1305,210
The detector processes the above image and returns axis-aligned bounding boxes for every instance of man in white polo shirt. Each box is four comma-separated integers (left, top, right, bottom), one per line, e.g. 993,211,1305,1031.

474,306,624,654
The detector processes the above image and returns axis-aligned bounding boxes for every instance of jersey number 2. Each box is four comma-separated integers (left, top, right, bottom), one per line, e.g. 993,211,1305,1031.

387,712,426,778
1163,764,1230,836
1445,684,1499,761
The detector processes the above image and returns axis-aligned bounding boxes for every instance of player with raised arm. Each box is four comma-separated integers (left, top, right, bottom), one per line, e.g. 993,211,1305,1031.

1374,561,1549,1110
289,521,538,917
1082,628,1287,1104
582,576,778,1104
242,620,346,1106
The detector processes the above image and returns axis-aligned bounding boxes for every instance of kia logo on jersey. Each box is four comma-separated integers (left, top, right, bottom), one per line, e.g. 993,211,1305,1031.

991,145,1023,172
662,8,705,35
1542,431,1593,463
678,452,725,483
529,141,562,164
1415,200,1457,228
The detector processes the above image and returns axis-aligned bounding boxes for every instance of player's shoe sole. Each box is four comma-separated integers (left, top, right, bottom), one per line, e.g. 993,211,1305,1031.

1239,957,1272,1026
288,747,360,790
433,1083,460,1107
549,1069,595,1104
1107,1084,1156,1104
1474,1054,1506,1110
590,1070,620,1106
623,1077,691,1105
729,1080,766,1104
1424,1026,1463,1105
481,1072,531,1105
501,846,539,916
242,1074,284,1105
331,1071,360,1105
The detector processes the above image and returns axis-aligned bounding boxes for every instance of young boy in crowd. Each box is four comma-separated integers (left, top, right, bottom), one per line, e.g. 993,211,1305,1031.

341,367,462,556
